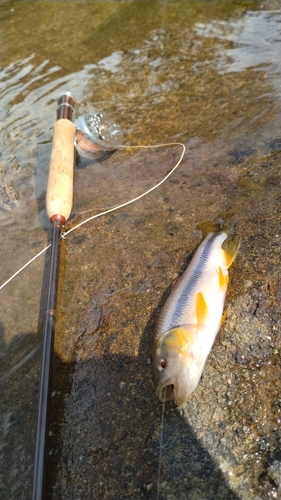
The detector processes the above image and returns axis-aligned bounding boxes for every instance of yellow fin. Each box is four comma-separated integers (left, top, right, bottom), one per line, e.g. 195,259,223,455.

225,273,229,288
218,266,229,289
175,328,188,349
222,234,241,268
220,306,230,328
164,327,196,352
218,266,225,288
195,292,208,328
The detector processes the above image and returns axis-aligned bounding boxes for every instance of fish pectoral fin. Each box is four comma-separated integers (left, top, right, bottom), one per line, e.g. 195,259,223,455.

195,291,208,328
219,306,230,328
222,234,241,269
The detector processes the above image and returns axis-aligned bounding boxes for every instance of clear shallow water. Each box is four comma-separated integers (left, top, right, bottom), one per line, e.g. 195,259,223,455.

196,10,281,74
1,1,281,499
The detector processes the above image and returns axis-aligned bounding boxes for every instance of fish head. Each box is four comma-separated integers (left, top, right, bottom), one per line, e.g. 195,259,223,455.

153,327,203,406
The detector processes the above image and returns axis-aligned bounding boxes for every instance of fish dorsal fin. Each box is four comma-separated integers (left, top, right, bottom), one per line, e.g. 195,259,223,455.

222,234,241,269
218,266,229,289
195,292,208,328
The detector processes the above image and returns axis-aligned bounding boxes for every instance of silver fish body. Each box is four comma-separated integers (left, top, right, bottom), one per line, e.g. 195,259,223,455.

153,222,240,406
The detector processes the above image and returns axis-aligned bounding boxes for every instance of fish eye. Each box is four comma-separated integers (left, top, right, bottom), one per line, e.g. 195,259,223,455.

157,359,167,372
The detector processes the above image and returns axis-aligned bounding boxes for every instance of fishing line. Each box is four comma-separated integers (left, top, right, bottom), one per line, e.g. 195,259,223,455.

62,142,185,238
157,387,166,500
0,142,185,291
0,244,51,291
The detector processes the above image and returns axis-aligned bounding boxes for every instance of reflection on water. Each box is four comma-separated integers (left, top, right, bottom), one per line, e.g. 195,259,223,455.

195,10,281,93
1,1,281,499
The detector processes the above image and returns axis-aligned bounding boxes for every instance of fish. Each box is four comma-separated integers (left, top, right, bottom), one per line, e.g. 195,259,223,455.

153,219,241,406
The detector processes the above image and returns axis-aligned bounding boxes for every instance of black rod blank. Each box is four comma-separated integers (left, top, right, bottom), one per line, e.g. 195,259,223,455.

32,221,62,500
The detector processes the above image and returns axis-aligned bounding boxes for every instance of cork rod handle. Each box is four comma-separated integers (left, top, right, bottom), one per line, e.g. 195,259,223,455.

46,118,76,223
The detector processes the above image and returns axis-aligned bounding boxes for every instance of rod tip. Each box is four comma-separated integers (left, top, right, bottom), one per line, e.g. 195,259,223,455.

58,91,75,108
60,91,75,100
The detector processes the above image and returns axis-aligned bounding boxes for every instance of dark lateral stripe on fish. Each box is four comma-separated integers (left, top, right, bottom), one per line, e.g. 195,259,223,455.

167,232,219,328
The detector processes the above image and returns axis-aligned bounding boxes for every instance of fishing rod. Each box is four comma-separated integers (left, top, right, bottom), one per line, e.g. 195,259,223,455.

32,91,76,500
32,93,124,500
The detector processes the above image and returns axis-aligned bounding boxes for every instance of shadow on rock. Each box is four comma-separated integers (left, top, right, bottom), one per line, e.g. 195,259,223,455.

46,278,240,500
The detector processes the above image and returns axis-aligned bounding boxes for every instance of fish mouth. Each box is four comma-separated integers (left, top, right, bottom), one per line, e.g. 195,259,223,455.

157,383,176,403
157,381,189,406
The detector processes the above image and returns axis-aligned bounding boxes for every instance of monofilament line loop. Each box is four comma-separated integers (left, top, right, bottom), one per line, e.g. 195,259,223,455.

62,142,185,238
0,142,185,290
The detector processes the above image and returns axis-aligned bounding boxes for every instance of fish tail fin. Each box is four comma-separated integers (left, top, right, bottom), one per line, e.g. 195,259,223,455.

197,215,236,238
197,215,241,267
222,233,241,268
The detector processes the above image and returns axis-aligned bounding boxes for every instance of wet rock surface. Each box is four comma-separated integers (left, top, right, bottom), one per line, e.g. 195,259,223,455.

47,149,281,500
